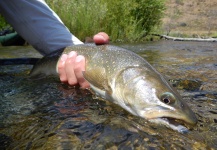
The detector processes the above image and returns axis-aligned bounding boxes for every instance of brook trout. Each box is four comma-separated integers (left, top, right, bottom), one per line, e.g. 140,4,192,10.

30,44,197,133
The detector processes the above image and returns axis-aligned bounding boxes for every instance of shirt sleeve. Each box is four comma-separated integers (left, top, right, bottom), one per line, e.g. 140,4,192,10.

0,0,83,55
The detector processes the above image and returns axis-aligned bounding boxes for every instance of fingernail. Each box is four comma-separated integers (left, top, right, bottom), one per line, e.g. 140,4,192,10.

61,54,68,61
75,55,84,63
68,51,76,58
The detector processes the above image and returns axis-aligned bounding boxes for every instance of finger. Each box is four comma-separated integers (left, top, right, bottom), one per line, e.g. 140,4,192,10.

98,32,109,41
74,55,90,89
65,51,78,85
93,32,109,45
58,54,68,82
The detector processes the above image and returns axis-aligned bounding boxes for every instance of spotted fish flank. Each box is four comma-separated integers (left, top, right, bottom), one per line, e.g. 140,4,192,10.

30,44,197,133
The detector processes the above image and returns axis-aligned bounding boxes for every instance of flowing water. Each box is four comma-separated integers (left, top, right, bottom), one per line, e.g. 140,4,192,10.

0,41,216,150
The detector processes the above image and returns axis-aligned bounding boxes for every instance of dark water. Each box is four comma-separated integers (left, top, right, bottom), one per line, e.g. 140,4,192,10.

0,41,216,150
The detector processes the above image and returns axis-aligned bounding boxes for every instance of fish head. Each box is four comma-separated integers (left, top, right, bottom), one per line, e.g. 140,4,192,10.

115,67,197,132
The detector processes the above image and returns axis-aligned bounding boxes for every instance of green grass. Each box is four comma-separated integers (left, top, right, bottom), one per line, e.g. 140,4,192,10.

0,1,165,42
0,15,9,30
46,0,165,42
48,0,107,40
209,32,217,38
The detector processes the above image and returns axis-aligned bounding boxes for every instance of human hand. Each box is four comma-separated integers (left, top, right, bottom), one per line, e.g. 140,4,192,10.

57,32,109,88
58,52,89,88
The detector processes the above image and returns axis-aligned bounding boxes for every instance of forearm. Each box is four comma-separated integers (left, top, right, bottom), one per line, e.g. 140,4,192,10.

0,0,83,55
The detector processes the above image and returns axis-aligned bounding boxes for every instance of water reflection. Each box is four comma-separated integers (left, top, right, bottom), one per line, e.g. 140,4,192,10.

0,41,217,149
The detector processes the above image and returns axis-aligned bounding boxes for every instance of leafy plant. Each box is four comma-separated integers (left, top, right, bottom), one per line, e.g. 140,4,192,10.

46,0,165,42
0,15,9,30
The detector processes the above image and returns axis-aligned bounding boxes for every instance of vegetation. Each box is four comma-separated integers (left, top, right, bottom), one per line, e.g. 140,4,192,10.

46,0,165,42
0,1,165,42
1,1,216,40
0,15,9,30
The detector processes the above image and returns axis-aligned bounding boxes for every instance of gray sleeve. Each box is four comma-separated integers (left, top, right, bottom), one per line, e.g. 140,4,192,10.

0,0,83,55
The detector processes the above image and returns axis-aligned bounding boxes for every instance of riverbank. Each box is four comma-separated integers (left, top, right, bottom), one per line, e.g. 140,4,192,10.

1,0,216,42
162,0,217,38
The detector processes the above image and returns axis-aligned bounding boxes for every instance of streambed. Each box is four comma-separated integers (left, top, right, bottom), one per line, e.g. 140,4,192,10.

0,40,216,149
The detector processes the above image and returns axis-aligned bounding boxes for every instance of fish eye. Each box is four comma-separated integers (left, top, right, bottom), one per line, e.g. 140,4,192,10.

160,92,176,104
163,98,170,104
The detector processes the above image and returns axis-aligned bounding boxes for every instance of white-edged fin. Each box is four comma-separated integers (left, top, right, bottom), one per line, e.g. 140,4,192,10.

149,118,189,134
89,84,107,99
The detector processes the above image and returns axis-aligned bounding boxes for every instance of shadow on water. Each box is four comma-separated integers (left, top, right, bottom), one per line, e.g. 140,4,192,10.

0,41,217,149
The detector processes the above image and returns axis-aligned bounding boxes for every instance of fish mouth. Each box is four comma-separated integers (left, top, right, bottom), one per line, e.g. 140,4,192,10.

149,117,191,133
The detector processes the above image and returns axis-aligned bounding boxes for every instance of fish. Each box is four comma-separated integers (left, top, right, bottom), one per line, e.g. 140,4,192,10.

30,44,197,133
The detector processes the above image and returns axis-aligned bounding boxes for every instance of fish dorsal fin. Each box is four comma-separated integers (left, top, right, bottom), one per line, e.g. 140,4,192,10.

83,67,112,94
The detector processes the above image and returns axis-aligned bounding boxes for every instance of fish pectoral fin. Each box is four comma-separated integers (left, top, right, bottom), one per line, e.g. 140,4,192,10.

89,80,113,102
82,67,113,96
104,82,113,95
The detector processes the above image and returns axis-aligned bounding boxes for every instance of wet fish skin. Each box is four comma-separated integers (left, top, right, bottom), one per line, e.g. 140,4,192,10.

30,44,197,132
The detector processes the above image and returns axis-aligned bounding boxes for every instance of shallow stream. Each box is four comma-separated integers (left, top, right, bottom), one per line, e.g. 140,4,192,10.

0,41,216,149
